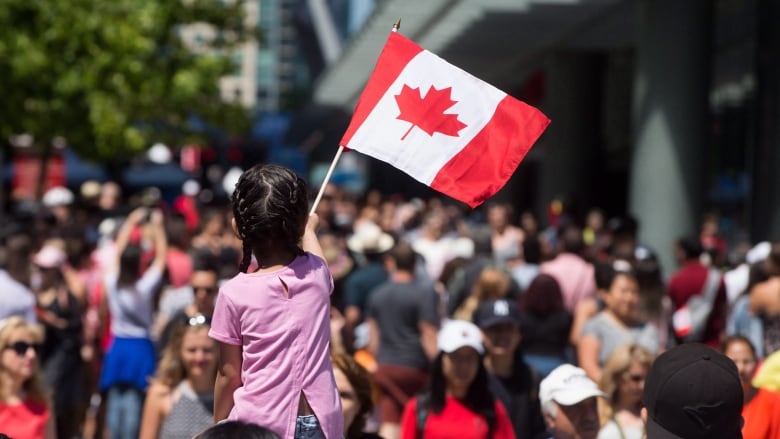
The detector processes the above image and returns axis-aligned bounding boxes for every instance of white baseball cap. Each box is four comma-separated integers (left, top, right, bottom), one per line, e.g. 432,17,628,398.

438,320,484,355
540,364,606,407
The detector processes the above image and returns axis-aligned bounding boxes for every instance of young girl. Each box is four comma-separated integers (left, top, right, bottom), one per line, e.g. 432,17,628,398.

210,164,343,439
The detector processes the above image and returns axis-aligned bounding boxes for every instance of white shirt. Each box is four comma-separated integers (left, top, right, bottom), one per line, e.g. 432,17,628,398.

0,269,37,324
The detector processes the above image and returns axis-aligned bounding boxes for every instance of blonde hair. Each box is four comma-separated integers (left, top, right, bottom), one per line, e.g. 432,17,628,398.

0,317,49,405
153,321,217,387
453,268,511,321
598,344,654,425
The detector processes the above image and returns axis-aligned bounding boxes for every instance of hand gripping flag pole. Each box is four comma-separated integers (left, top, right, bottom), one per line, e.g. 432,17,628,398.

310,19,402,215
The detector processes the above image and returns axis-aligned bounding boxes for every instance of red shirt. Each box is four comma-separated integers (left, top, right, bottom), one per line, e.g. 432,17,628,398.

0,398,49,439
667,261,727,347
400,396,516,439
743,388,780,439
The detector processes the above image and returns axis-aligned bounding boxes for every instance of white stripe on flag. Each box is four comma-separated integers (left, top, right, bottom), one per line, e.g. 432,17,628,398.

348,49,505,185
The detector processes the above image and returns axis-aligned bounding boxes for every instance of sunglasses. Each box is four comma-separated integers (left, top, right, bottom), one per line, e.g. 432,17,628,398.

188,314,211,327
4,341,41,356
192,285,217,295
625,374,646,383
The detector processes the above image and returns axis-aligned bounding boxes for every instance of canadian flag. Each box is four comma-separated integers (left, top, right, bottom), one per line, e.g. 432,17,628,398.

340,31,550,208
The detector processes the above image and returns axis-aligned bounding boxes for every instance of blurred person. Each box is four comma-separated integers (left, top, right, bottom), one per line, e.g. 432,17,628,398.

475,299,547,439
596,344,654,439
412,211,461,281
344,222,394,333
728,255,771,359
98,182,122,215
139,315,217,439
749,243,780,357
0,316,56,439
569,263,611,349
193,420,282,439
156,257,220,355
539,223,597,314
173,179,201,232
42,186,75,227
487,203,524,268
578,262,659,383
641,343,743,439
582,209,606,249
668,237,728,348
400,320,516,439
518,274,572,377
100,207,168,439
510,234,542,292
722,335,780,439
366,241,439,439
31,242,85,439
700,213,727,267
634,255,673,351
331,352,383,439
0,227,37,323
453,267,512,322
210,164,342,439
539,364,606,439
519,210,540,237
191,208,240,281
164,214,194,289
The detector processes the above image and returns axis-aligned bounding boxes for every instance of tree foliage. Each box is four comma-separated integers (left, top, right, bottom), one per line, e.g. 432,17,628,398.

0,0,257,161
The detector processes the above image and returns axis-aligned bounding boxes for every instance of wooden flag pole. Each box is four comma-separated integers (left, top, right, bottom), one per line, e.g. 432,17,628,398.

309,18,402,215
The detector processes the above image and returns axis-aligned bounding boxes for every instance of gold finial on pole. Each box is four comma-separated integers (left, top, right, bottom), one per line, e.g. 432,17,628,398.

393,18,401,31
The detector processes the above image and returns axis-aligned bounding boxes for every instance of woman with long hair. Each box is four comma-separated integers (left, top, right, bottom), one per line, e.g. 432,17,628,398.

0,316,56,439
100,207,168,439
139,315,217,439
518,273,572,377
400,320,515,439
597,344,654,439
749,243,780,357
31,242,85,439
331,352,382,439
722,335,780,439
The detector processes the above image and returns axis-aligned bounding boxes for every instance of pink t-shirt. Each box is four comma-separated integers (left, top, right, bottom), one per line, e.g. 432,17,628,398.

209,253,343,439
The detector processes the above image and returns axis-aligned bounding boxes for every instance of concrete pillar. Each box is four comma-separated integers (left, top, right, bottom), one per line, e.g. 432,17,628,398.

629,0,712,276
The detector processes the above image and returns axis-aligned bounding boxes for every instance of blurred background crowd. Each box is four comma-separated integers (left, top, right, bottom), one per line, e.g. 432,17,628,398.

1,178,780,439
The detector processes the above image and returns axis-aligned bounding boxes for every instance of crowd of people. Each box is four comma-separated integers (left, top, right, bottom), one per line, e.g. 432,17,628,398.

1,164,780,439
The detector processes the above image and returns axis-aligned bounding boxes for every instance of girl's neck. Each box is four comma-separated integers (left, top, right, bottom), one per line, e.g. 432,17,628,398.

254,248,298,271
485,353,514,378
744,384,758,404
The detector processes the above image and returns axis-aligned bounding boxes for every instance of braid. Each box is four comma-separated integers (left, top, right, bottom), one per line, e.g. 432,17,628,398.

230,164,309,271
239,240,252,273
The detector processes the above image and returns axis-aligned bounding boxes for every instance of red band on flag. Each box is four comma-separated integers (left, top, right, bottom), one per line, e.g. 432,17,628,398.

340,32,423,146
429,96,550,207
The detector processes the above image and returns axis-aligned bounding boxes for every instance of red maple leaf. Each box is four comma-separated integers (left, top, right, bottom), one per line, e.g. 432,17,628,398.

395,84,467,140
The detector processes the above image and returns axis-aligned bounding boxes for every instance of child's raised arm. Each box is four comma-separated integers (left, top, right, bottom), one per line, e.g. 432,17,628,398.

302,213,325,261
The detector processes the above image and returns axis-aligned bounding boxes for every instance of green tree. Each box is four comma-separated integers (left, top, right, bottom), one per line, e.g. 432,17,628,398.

0,0,257,162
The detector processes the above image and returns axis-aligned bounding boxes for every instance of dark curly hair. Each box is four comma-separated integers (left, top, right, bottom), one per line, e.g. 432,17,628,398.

231,164,309,272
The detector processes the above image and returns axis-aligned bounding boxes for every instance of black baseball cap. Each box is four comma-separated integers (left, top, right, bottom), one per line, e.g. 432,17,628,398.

474,299,520,329
642,343,743,439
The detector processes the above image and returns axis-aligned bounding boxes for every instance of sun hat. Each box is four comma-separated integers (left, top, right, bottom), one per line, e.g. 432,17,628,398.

539,364,606,408
33,244,67,269
347,222,394,254
42,186,74,207
642,343,743,439
437,320,484,355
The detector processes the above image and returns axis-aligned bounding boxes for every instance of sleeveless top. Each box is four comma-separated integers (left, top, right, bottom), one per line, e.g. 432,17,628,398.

760,313,780,357
0,398,49,439
158,381,214,439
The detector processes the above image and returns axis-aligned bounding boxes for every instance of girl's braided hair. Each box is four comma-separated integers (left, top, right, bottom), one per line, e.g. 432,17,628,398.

231,164,309,272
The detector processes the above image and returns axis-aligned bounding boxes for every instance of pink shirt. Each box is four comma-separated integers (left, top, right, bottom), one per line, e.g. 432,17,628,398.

209,253,343,439
539,253,597,313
